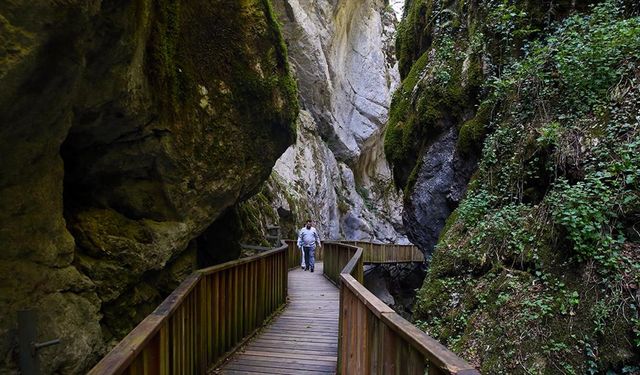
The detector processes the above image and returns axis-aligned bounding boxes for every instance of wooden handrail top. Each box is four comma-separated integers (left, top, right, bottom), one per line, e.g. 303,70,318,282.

382,313,479,374
89,314,166,374
153,272,202,316
198,242,287,275
339,272,478,374
89,241,289,375
340,273,393,318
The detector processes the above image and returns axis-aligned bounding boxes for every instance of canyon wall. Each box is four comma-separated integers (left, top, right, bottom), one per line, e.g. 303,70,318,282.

240,0,408,243
390,0,640,372
0,1,297,372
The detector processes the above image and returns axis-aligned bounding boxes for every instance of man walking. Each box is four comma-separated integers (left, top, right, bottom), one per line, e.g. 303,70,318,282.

297,219,321,272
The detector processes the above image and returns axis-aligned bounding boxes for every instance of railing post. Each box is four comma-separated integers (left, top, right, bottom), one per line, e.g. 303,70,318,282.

283,246,288,302
18,310,61,375
337,282,344,375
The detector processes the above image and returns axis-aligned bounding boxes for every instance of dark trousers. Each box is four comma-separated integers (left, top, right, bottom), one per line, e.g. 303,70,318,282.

303,246,315,270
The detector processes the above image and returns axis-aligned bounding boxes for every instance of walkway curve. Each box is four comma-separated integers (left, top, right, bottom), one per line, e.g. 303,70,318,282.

216,262,338,374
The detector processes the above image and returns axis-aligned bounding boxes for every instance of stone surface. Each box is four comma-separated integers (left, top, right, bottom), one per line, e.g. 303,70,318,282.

403,128,479,255
248,0,407,243
0,0,297,373
242,107,408,242
329,0,397,159
364,263,427,320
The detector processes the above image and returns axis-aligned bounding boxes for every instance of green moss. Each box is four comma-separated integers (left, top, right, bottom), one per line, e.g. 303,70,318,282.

145,0,298,150
439,210,459,241
402,51,430,92
384,93,410,166
337,199,350,214
457,102,491,154
403,160,421,198
396,0,435,78
147,0,189,114
414,3,640,372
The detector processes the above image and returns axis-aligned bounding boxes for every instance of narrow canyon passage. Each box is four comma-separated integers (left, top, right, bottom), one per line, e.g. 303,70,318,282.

3,1,639,373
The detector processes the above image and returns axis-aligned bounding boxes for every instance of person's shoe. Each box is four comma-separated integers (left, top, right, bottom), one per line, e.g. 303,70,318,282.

304,267,308,271
310,268,314,273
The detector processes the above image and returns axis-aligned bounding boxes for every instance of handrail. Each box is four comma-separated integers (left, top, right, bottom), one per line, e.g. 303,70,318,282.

323,241,480,375
292,240,422,278
322,241,422,286
88,242,289,375
339,240,424,263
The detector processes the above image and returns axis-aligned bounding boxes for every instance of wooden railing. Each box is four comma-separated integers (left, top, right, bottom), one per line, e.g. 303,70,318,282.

89,242,289,375
284,239,301,269
289,240,422,271
340,240,424,263
322,241,363,285
324,241,480,375
322,241,423,283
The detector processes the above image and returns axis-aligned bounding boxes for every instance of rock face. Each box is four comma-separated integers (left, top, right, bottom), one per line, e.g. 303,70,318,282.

403,128,480,257
364,263,427,320
0,0,297,373
392,0,640,372
387,0,603,256
241,0,407,242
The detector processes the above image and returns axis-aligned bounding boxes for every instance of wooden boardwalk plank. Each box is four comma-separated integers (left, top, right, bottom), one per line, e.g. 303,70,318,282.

215,263,338,374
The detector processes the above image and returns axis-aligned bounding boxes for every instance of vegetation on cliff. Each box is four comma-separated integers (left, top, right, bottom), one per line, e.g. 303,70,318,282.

398,1,640,372
386,0,600,192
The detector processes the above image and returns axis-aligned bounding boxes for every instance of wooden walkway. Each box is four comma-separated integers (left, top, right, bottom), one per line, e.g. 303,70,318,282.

216,262,339,374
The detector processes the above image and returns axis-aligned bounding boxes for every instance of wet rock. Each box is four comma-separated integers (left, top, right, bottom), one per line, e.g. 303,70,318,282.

403,128,479,255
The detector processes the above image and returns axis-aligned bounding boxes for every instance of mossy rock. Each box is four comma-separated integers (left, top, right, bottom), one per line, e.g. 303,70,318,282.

457,103,491,155
413,3,640,372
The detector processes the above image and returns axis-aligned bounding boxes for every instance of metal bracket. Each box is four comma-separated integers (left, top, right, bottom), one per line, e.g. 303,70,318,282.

18,310,61,375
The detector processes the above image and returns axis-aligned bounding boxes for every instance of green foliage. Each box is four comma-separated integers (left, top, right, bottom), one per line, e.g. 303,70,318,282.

484,0,539,58
548,177,624,266
415,1,640,372
552,1,640,114
457,103,491,154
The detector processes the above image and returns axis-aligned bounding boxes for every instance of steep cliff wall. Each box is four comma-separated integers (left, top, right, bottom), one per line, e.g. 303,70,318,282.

0,0,297,373
391,0,640,372
388,0,602,254
240,0,408,242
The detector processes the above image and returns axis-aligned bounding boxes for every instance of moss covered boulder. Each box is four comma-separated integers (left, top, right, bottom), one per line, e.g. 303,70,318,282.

0,0,297,373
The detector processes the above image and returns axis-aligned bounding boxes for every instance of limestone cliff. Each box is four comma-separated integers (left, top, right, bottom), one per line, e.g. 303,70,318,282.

391,0,640,372
0,0,297,373
240,0,408,243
